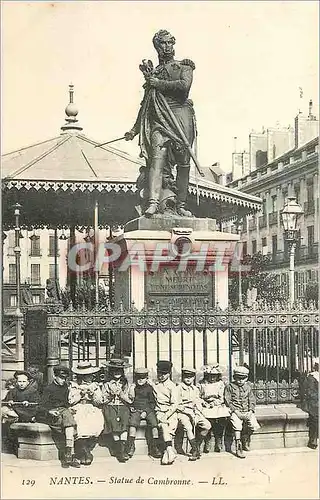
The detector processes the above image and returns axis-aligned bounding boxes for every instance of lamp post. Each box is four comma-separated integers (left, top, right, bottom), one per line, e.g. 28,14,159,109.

12,203,23,364
281,196,304,306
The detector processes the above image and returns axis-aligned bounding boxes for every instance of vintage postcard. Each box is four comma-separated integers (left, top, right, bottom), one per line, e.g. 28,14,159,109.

1,1,319,499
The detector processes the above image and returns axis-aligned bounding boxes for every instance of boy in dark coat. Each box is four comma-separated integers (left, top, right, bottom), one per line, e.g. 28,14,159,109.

224,366,260,459
126,367,161,459
2,371,40,423
38,365,79,468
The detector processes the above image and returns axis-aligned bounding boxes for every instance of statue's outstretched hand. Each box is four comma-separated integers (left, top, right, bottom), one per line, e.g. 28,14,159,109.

125,131,136,141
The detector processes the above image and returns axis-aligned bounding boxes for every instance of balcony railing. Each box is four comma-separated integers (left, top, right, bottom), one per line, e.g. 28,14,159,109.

269,212,278,226
259,215,267,229
304,201,315,215
29,250,42,257
297,243,318,261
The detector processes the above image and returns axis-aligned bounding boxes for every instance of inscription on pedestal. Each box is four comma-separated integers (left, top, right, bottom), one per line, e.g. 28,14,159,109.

145,268,214,308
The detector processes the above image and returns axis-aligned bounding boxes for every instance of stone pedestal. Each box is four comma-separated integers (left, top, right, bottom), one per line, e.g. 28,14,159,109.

112,215,239,374
10,423,59,461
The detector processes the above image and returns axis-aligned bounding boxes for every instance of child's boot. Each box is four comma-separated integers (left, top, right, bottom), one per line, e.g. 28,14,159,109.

241,432,252,452
118,440,129,462
203,432,211,453
150,438,162,458
235,439,245,459
126,436,135,458
188,439,199,461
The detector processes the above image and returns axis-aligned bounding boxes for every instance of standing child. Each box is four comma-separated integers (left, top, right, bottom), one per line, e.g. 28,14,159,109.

303,358,319,449
101,358,131,463
176,367,211,461
38,365,79,468
126,367,161,459
152,360,179,465
198,365,230,453
224,366,260,459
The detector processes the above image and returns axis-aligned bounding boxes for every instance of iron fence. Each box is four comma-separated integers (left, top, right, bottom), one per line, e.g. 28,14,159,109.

42,300,319,404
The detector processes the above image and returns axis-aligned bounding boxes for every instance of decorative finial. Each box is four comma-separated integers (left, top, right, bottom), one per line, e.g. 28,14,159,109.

61,83,83,133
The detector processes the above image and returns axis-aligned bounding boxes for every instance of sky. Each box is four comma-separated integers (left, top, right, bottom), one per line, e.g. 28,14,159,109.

1,1,319,172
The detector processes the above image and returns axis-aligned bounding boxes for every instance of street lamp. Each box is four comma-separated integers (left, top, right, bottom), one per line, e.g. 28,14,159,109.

281,196,304,306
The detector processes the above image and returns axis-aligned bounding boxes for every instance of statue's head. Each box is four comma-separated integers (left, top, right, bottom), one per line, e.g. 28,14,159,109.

153,30,175,60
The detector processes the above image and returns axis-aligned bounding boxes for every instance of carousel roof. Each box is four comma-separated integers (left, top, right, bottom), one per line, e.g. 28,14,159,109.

2,85,261,227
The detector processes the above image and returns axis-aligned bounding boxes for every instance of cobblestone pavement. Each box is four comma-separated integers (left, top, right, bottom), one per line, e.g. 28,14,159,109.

2,447,318,500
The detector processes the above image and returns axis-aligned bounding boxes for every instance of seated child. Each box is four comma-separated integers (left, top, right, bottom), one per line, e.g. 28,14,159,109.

152,360,179,465
198,364,230,453
38,364,79,468
2,371,40,424
176,367,211,461
126,367,161,459
101,358,132,463
69,361,104,465
224,365,260,459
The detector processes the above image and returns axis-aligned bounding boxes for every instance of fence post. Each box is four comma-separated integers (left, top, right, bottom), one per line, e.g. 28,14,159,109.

47,322,60,384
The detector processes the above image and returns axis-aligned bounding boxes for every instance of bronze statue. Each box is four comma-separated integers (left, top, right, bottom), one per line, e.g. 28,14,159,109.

125,30,197,217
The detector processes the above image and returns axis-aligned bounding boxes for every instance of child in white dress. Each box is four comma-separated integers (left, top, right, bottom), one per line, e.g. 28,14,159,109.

198,365,230,452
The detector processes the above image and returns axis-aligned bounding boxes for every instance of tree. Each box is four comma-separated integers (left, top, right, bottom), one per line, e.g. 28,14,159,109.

305,280,319,306
228,252,288,308
60,280,110,311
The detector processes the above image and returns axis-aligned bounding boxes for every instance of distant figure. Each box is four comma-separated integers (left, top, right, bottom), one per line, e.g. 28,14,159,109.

303,358,319,450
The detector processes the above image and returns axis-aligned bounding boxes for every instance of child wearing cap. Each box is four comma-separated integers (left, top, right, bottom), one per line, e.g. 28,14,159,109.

198,365,230,453
152,360,179,465
38,365,79,468
126,367,161,459
101,358,132,463
69,361,104,465
176,367,211,461
224,365,260,459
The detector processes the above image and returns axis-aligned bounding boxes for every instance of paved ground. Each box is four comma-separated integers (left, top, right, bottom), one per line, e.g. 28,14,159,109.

1,447,318,500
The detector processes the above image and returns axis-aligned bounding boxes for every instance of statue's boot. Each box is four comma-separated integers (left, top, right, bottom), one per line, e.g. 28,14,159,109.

176,166,193,216
145,149,167,218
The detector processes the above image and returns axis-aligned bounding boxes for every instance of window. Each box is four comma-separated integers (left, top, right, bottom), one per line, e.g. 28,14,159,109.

30,235,41,256
49,264,58,280
262,199,267,215
242,241,247,257
31,264,41,285
48,234,57,257
294,184,300,204
9,264,16,284
307,180,314,204
10,295,17,307
271,195,277,213
252,240,257,254
262,237,267,247
272,235,277,257
8,232,15,248
32,295,41,305
282,188,288,204
307,226,314,255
